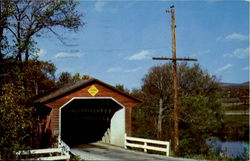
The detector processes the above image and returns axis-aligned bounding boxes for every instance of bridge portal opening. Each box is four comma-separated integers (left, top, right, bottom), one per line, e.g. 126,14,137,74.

61,98,123,147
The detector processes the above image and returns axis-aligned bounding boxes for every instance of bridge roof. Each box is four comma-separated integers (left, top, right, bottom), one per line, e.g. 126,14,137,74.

35,78,142,105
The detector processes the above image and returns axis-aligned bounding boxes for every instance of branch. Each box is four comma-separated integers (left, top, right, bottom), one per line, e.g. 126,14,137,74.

162,106,169,112
19,1,32,19
6,26,18,39
47,27,67,45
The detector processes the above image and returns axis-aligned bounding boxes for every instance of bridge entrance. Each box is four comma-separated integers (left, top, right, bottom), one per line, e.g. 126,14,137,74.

60,98,124,147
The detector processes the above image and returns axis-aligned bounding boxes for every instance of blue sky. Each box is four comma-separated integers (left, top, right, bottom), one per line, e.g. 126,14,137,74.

37,0,249,90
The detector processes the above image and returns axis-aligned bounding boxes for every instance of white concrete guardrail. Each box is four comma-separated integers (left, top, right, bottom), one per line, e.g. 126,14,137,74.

124,134,170,156
16,139,70,160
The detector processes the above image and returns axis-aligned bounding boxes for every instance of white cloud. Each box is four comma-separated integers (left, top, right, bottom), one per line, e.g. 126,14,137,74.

217,64,233,72
125,67,142,73
54,50,82,59
107,67,142,73
233,47,250,58
37,49,46,56
243,66,250,71
225,33,248,41
107,67,122,73
207,0,221,2
125,50,154,60
94,0,119,14
224,47,249,59
94,0,106,12
191,50,210,57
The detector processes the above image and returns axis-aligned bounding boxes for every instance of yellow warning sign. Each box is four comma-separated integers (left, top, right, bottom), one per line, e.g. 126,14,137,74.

88,85,99,96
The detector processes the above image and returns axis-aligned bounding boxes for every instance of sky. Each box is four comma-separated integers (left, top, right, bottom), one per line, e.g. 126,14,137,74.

37,0,249,90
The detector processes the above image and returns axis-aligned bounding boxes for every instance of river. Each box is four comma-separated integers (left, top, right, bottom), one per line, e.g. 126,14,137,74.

207,113,249,158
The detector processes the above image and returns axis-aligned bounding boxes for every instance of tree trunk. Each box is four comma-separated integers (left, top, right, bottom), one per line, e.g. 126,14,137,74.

157,98,163,139
0,24,4,59
16,13,22,61
0,0,1,57
25,49,29,61
0,0,6,59
35,81,38,95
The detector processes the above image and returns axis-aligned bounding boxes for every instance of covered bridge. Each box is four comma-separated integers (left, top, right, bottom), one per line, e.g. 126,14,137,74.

35,78,142,147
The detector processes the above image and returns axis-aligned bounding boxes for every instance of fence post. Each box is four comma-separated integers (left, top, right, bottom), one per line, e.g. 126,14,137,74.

144,142,147,152
124,133,127,149
166,141,170,156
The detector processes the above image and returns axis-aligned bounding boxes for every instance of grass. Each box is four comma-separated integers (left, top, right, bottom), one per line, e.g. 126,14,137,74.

218,114,249,142
70,154,83,161
223,115,249,127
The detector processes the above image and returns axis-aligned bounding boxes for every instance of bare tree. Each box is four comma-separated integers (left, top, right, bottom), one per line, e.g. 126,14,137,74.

2,0,84,61
142,63,173,139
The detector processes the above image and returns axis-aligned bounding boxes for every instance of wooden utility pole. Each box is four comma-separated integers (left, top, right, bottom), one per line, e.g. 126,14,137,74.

153,5,198,153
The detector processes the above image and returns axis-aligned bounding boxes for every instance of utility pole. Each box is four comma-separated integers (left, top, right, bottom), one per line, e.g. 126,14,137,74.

152,5,198,153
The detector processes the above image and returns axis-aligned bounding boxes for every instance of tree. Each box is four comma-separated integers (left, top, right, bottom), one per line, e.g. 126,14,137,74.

71,72,81,82
0,84,34,159
0,59,57,96
140,63,173,140
0,59,57,159
57,72,71,87
177,65,223,156
134,63,223,156
1,0,83,61
0,0,15,58
115,84,130,93
23,60,57,95
0,1,84,156
57,72,90,88
82,74,90,80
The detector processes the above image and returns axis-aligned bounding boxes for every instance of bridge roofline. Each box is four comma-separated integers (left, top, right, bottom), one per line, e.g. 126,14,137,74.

34,78,142,104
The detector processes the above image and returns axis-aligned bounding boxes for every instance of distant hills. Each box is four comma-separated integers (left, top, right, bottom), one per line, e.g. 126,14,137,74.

220,81,249,87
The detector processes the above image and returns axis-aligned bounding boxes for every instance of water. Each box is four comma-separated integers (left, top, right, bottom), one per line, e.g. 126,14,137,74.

207,137,249,158
211,113,249,158
220,141,249,157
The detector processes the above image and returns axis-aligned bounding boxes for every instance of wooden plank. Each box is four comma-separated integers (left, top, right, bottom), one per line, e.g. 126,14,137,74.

126,136,169,146
144,145,167,152
125,143,167,153
125,142,146,149
33,154,70,160
17,148,62,155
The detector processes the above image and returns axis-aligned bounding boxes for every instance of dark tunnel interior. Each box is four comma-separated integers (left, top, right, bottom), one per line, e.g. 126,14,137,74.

61,98,122,147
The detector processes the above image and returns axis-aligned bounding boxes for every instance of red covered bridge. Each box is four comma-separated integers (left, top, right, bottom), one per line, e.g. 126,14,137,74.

34,78,142,147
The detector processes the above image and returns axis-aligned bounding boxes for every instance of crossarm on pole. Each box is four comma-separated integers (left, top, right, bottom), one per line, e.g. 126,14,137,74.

152,57,198,61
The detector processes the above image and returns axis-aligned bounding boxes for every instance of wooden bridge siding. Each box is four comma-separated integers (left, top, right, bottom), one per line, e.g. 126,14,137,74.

45,82,139,137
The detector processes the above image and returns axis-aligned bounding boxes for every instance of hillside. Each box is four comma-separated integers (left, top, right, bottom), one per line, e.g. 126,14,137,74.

220,81,249,87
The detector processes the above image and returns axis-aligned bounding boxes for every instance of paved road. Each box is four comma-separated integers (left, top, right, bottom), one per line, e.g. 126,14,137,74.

71,142,199,161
